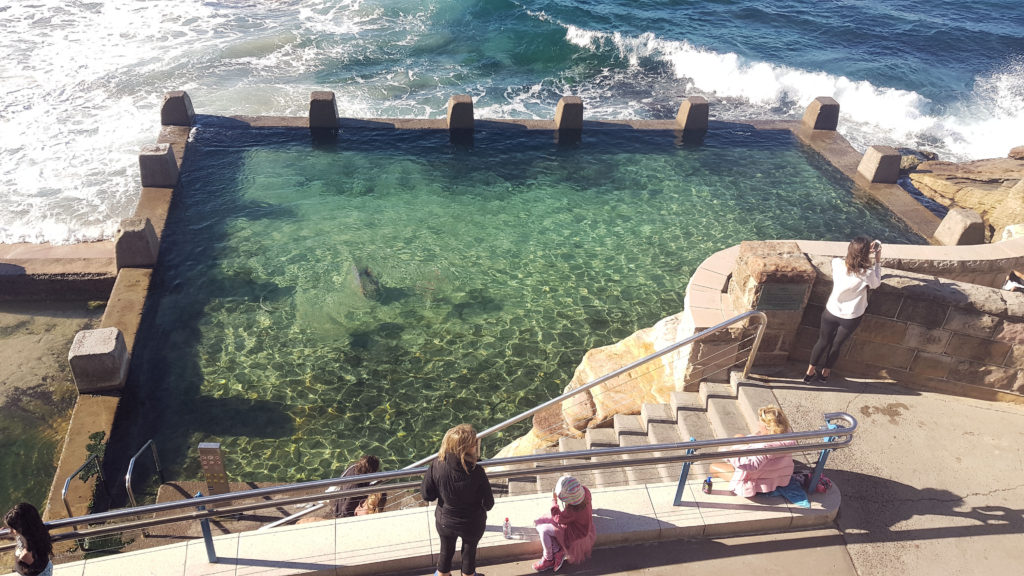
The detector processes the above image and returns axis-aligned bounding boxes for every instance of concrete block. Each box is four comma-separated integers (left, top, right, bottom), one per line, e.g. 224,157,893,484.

856,145,900,183
945,333,1011,364
933,207,986,245
943,307,999,338
846,338,915,370
865,291,903,318
309,91,339,130
909,351,953,379
68,327,129,393
895,299,947,329
1005,345,1024,370
994,321,1024,347
676,96,709,131
139,143,179,188
446,94,474,131
948,360,1018,390
114,217,158,269
160,91,195,126
903,324,951,353
857,315,909,345
554,96,584,131
801,96,840,131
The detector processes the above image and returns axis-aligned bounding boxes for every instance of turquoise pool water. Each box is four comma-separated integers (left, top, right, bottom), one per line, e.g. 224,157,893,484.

107,119,922,484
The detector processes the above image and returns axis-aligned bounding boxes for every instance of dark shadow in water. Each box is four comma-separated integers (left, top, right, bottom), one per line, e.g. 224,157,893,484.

103,115,299,507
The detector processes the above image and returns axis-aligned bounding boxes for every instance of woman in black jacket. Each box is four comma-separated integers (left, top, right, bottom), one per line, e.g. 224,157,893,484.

421,423,494,576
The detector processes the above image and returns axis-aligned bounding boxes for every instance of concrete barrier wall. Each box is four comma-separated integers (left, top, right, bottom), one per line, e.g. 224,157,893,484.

793,256,1024,400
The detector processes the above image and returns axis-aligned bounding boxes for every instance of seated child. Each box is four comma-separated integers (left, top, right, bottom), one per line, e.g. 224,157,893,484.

709,405,796,497
532,475,596,572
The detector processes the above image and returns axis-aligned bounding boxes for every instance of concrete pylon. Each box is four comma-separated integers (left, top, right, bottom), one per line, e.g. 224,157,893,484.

676,96,709,131
446,95,474,132
115,217,159,269
139,143,179,188
856,145,900,184
802,97,840,131
309,91,339,130
161,91,195,126
555,96,584,131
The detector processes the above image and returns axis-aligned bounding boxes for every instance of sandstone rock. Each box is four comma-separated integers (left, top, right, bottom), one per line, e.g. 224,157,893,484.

908,157,1024,241
1010,146,1024,160
900,155,923,173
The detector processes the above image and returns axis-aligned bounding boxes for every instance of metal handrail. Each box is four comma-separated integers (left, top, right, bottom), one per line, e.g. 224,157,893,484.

61,454,106,527
125,439,165,508
408,309,768,468
0,411,854,551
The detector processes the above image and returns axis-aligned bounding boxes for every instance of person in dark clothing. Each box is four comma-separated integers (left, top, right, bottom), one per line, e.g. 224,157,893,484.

4,502,53,576
421,423,495,576
333,454,385,517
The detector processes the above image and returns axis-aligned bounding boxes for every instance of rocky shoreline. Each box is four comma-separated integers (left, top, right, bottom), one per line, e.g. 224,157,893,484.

904,145,1024,242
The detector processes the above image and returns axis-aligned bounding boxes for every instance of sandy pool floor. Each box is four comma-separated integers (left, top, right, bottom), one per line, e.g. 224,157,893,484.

0,301,104,511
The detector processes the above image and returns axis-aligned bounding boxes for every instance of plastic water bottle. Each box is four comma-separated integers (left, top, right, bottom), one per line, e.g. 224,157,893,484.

702,476,713,494
503,517,512,539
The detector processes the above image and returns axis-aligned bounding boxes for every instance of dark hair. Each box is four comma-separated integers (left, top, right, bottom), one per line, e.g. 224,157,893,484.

353,454,381,475
4,503,52,560
845,236,873,275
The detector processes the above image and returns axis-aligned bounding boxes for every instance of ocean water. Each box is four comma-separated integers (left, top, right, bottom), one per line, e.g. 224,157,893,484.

1,0,1022,244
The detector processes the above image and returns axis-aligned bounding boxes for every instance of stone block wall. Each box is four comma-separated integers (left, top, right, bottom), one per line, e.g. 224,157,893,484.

793,256,1024,399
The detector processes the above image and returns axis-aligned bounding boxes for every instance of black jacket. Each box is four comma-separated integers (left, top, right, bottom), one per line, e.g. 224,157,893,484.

421,453,495,535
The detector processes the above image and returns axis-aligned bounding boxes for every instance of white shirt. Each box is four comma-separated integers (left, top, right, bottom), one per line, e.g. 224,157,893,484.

826,257,881,319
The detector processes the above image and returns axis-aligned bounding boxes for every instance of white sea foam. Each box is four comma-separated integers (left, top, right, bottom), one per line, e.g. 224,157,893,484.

561,24,1024,163
1,2,1020,244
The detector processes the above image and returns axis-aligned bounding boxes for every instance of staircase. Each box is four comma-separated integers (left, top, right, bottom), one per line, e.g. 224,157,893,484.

506,371,800,496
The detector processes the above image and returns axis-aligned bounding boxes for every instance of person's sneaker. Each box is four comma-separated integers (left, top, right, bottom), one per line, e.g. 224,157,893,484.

553,551,567,572
533,557,555,572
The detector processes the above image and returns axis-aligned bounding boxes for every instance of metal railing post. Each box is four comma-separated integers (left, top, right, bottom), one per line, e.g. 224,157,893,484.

195,492,217,563
805,421,839,496
672,437,696,506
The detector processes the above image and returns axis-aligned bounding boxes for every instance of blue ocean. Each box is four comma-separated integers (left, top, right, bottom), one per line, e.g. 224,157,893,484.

1,0,1022,244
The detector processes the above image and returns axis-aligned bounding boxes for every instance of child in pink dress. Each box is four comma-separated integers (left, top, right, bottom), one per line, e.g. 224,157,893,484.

532,475,596,572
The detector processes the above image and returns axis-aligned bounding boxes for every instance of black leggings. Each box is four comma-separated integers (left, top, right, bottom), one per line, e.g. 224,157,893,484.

437,523,483,575
809,308,863,369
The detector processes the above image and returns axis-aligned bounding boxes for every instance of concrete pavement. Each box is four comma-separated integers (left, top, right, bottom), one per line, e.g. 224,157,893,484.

396,361,1024,576
768,361,1024,576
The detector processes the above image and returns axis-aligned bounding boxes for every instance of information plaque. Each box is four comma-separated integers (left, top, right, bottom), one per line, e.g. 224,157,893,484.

755,284,807,311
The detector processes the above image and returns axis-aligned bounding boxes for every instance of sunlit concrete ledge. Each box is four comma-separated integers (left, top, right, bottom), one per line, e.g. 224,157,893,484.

33,480,839,576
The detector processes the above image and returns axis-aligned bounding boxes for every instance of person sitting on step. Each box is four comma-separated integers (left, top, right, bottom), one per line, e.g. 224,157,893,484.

709,405,796,497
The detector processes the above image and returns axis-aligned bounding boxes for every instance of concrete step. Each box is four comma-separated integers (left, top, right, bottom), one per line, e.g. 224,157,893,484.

640,402,676,431
732,372,784,432
613,413,646,438
559,436,598,491
701,381,753,439
618,433,667,487
671,391,714,441
533,446,562,494
647,421,686,484
586,427,619,449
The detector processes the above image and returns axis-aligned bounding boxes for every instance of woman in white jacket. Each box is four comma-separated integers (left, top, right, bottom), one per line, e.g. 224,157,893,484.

804,236,881,383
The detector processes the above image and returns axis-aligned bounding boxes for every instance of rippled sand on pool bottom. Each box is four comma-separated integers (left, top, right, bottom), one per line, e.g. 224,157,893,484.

0,301,104,511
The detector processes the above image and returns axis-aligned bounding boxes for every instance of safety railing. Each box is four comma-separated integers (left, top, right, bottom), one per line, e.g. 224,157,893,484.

125,439,165,508
409,309,767,468
0,410,854,557
62,454,106,529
